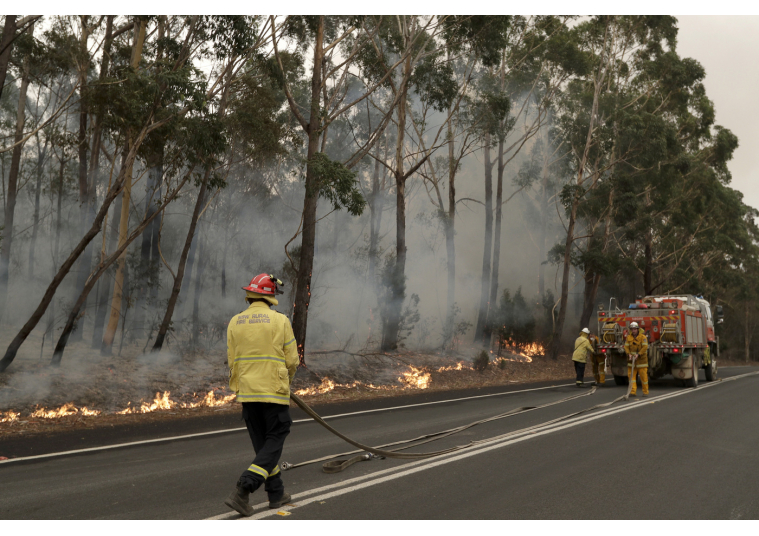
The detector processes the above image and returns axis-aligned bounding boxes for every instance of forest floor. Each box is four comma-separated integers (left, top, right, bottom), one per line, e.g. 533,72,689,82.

0,329,756,442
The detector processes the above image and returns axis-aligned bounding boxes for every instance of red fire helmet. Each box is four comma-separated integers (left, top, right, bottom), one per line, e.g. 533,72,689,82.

242,274,284,296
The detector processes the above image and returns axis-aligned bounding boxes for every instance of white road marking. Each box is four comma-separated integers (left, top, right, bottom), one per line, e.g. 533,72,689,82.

207,370,759,520
0,382,575,465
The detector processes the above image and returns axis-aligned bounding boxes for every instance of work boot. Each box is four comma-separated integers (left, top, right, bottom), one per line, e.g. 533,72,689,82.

269,492,292,509
225,484,254,517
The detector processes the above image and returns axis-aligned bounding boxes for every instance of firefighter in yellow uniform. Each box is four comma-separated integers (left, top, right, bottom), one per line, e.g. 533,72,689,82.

590,334,606,385
224,274,299,517
572,328,594,387
624,321,649,396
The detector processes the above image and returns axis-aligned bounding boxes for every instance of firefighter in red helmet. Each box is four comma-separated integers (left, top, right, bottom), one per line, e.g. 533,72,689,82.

224,274,299,516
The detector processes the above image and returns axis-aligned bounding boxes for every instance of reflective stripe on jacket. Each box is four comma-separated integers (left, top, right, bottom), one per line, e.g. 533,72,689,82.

227,301,299,405
624,331,649,367
572,334,593,363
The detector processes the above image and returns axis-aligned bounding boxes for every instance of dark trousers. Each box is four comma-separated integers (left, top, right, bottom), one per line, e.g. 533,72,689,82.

237,402,291,500
574,361,586,383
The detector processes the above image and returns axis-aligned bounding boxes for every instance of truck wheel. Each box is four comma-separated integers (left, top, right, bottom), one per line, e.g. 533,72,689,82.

613,374,628,386
686,357,699,388
705,358,717,382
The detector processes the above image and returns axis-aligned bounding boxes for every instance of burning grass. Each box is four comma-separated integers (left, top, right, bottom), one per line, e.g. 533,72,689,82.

0,340,578,439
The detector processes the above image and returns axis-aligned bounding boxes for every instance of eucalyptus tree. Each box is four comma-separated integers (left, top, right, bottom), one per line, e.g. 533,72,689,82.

271,15,414,361
0,16,257,371
547,16,703,359
0,21,35,312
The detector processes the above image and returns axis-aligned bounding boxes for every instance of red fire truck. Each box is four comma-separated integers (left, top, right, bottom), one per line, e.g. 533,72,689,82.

596,295,723,387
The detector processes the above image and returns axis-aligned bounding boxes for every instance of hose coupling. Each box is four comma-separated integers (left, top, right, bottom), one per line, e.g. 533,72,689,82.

281,461,293,471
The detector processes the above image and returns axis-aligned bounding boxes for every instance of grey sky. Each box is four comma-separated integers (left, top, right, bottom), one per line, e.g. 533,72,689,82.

677,15,759,210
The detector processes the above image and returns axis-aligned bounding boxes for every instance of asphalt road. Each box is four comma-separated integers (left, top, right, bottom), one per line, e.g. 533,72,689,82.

1,366,758,520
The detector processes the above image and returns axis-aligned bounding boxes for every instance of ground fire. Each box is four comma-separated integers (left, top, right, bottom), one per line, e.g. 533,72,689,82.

0,355,543,424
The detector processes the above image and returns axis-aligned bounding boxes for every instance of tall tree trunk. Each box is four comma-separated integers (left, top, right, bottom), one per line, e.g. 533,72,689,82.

92,150,126,347
101,17,147,354
549,197,579,359
474,133,494,342
46,157,65,343
152,170,210,351
579,264,596,330
579,188,614,329
191,222,207,346
72,17,91,292
443,107,456,348
291,16,325,365
0,16,17,102
380,50,410,352
70,16,114,343
28,135,48,278
745,302,750,363
133,149,163,336
221,223,228,299
548,27,608,359
382,172,407,351
488,138,505,329
0,27,31,313
70,17,92,342
367,141,382,288
175,209,200,322
538,177,548,299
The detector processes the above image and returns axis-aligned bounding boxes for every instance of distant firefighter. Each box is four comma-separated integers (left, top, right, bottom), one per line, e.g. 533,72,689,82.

625,322,649,396
572,327,594,388
224,274,299,517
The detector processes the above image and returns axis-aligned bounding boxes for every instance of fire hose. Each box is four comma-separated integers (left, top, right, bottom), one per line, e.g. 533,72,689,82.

285,369,639,474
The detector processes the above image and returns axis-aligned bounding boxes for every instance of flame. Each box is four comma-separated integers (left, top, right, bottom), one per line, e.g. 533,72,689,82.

498,342,545,363
399,366,431,389
116,390,238,414
295,365,437,396
294,378,337,396
1,357,491,421
0,388,239,423
437,362,470,372
30,403,101,419
1,410,20,424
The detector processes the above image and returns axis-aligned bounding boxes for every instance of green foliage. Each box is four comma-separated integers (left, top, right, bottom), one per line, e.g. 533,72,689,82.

308,152,366,216
410,55,457,112
442,16,511,68
473,350,489,372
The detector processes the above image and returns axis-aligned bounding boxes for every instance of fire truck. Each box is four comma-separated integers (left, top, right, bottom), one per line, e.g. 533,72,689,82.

596,295,723,387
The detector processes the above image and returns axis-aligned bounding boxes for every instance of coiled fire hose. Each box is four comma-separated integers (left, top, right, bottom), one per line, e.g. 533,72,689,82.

286,374,638,474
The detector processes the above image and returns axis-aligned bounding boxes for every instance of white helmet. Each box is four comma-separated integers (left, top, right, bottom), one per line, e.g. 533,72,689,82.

581,327,590,334
630,322,639,329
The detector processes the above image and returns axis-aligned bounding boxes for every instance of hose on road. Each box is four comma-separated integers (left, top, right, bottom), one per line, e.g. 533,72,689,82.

286,375,637,474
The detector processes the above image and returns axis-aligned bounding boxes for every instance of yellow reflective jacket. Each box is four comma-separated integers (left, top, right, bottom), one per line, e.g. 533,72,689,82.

624,331,649,367
572,333,593,363
227,301,299,405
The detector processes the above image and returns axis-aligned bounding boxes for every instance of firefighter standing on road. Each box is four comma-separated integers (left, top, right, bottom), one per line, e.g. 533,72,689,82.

224,274,299,517
590,334,606,385
572,328,594,387
625,322,649,396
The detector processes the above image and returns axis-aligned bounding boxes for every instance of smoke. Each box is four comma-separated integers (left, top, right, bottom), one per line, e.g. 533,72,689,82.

0,82,584,412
